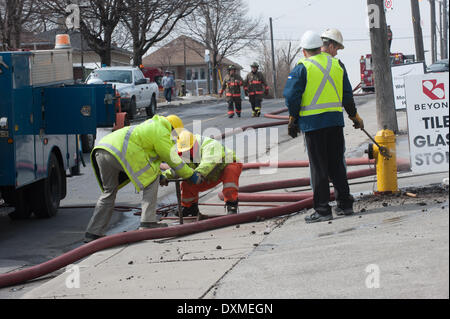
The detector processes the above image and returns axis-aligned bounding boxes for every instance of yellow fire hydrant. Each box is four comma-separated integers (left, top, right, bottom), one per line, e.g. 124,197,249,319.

367,129,399,194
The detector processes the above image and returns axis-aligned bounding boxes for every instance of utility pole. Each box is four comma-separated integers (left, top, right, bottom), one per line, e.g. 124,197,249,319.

430,0,437,63
269,17,277,99
183,38,187,93
411,0,425,62
439,1,444,58
367,0,398,132
443,0,448,59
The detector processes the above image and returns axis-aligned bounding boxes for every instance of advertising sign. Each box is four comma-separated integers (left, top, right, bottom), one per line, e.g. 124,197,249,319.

391,62,425,110
404,72,449,173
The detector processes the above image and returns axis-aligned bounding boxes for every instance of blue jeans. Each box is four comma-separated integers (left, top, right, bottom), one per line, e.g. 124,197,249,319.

164,88,172,102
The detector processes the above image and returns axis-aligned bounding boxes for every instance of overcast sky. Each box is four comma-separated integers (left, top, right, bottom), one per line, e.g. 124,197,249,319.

235,0,443,88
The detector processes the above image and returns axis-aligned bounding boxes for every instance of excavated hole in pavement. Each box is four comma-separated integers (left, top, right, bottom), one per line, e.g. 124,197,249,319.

353,183,449,214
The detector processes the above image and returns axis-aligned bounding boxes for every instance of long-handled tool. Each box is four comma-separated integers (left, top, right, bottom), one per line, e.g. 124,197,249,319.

167,178,186,225
361,128,391,159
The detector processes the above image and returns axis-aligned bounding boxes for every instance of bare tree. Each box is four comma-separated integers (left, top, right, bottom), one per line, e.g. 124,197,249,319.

122,0,202,66
258,37,302,98
41,0,125,66
0,0,35,50
183,0,266,93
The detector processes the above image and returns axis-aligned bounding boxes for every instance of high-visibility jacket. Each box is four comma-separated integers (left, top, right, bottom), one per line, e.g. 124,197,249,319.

297,52,344,117
220,74,243,101
244,71,269,98
163,134,238,182
92,115,194,192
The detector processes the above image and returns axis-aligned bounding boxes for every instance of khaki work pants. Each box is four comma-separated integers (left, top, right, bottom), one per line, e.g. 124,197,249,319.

85,149,159,236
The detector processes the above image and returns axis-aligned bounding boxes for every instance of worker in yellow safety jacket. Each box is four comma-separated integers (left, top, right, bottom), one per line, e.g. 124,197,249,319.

84,115,202,243
160,130,243,219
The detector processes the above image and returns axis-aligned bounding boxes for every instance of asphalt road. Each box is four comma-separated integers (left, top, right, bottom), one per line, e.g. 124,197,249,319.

0,97,291,298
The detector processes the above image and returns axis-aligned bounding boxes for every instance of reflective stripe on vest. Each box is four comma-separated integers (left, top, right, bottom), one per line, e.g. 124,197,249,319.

299,54,343,117
97,125,159,190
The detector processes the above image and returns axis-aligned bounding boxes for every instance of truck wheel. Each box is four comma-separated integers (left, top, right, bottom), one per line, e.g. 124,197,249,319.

33,153,62,218
146,95,157,117
3,187,32,220
81,134,96,153
128,98,137,120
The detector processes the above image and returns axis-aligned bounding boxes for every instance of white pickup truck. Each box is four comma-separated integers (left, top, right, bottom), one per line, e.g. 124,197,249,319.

86,66,159,119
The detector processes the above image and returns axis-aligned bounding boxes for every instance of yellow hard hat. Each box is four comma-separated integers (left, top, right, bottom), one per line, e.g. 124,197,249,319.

166,114,184,134
177,130,196,153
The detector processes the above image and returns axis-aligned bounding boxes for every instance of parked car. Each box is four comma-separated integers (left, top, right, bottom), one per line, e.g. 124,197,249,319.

426,59,449,73
82,66,159,153
86,66,159,119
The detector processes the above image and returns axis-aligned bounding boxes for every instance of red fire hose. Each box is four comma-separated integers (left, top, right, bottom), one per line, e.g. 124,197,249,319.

0,108,408,288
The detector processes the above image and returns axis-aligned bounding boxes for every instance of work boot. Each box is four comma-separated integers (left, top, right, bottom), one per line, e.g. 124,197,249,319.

84,232,104,243
333,206,355,216
304,211,333,224
237,112,241,118
252,111,256,117
228,113,234,118
226,200,239,215
256,110,261,117
139,222,168,230
178,203,200,217
334,196,355,216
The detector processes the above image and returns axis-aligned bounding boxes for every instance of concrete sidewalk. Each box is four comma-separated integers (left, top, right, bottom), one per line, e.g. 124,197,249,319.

22,96,449,299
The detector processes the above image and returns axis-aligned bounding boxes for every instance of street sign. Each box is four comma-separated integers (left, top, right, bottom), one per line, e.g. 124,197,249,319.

384,0,393,11
404,72,449,173
391,62,425,110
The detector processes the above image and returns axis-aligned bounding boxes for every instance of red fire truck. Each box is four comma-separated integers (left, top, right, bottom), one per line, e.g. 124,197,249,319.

360,53,415,92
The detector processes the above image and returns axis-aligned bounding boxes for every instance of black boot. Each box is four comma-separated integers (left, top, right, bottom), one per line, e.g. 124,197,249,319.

225,200,239,215
178,203,200,217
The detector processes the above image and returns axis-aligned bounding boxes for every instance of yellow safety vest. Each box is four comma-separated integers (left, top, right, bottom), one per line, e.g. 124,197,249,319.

298,52,344,117
92,115,193,192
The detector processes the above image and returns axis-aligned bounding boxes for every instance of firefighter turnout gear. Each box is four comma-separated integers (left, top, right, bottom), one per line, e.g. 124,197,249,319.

244,67,269,117
220,71,244,118
163,133,242,210
86,115,194,238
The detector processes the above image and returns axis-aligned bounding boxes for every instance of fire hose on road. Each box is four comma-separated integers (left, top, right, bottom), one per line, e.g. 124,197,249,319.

0,108,407,288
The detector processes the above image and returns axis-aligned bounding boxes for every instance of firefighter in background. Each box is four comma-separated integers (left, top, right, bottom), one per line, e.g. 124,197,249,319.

161,129,243,218
244,62,269,117
219,65,244,118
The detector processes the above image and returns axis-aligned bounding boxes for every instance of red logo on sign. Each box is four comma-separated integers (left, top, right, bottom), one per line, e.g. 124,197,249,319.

422,80,445,100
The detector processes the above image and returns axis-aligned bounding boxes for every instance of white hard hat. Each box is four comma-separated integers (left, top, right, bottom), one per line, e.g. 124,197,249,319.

300,30,323,50
321,28,344,49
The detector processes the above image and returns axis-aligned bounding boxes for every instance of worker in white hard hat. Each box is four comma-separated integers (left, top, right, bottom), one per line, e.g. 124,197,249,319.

283,30,364,224
320,28,344,57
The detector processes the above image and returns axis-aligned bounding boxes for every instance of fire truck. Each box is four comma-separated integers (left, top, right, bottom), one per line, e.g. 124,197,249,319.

360,52,415,92
0,35,118,220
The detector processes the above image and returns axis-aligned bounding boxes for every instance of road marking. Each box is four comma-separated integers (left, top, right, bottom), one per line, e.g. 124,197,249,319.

185,113,224,128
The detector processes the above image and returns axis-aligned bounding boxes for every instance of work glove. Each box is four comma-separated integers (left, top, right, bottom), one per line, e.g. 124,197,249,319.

349,113,364,129
159,175,169,187
189,171,204,185
288,116,299,138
